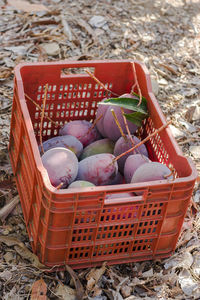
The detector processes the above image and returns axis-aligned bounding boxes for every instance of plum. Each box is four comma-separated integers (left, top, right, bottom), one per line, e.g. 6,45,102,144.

131,162,173,184
103,105,138,142
59,120,100,147
80,138,114,160
95,93,139,140
68,180,95,188
95,98,108,137
41,147,78,188
39,135,83,158
124,154,151,183
114,135,148,173
77,153,118,186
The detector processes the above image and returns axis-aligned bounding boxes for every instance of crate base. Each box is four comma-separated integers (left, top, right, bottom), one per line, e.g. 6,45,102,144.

38,251,174,271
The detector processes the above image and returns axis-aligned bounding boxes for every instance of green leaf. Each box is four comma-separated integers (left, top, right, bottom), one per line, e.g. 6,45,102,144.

132,92,147,104
101,96,148,115
124,112,147,127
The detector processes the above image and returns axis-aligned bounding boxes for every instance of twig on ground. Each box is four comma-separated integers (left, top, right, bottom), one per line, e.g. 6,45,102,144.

0,196,20,222
159,63,179,75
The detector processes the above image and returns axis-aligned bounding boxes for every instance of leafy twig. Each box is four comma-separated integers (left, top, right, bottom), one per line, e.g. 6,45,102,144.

131,62,142,106
121,107,135,147
111,109,127,141
85,69,119,97
101,96,148,114
25,93,57,125
87,113,103,135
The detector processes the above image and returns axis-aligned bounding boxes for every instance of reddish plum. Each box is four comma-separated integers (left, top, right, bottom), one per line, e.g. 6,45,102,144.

103,106,138,142
80,138,114,160
114,135,148,173
131,162,173,183
77,153,118,186
124,154,151,183
39,135,83,158
42,147,78,188
59,120,100,147
95,98,108,137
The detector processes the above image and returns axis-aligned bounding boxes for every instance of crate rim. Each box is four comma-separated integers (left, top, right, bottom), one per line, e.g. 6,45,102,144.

13,59,198,195
14,58,151,78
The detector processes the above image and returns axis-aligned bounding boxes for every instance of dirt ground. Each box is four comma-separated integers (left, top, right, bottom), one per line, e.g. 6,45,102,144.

0,0,200,299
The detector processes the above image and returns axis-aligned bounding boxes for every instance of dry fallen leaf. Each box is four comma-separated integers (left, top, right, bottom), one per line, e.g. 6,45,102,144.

7,0,48,13
189,146,200,159
109,289,123,300
120,285,132,298
89,16,107,29
86,261,107,290
142,268,154,278
14,245,45,269
40,42,60,56
61,15,73,41
0,270,12,281
0,235,45,268
54,284,76,300
178,268,199,296
3,251,15,264
31,279,47,300
65,265,84,300
192,252,200,277
164,251,194,270
76,18,97,42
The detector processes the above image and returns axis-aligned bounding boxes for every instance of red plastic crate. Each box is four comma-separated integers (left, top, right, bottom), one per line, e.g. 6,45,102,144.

9,60,197,270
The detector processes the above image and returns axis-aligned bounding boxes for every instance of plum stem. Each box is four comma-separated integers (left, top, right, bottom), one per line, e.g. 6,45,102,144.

113,120,172,163
87,113,103,135
85,69,119,97
164,166,175,180
121,107,135,151
25,93,58,125
121,107,142,156
111,109,127,141
131,62,142,106
39,84,48,154
56,182,64,190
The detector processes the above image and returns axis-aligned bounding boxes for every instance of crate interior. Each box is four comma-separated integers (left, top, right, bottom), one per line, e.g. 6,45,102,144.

20,63,174,169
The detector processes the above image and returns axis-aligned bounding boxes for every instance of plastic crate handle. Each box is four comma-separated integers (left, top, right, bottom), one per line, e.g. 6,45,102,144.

104,190,148,206
60,66,96,78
